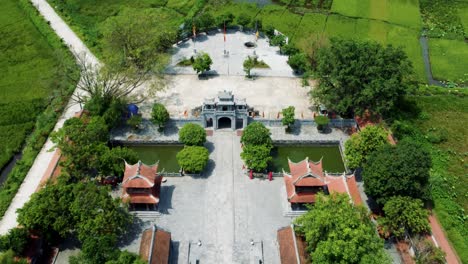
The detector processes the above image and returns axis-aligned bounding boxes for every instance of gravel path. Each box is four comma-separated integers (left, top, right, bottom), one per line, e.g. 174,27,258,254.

0,0,98,234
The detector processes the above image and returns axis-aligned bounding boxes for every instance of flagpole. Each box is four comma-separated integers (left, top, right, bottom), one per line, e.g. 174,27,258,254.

223,20,226,55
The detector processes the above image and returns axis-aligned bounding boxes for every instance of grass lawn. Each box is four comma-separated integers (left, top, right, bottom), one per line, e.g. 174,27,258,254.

0,0,70,171
458,6,468,38
406,94,468,262
331,0,421,29
428,38,468,84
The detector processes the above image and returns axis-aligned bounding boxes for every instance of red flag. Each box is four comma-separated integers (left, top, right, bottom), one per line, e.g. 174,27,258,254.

223,22,226,42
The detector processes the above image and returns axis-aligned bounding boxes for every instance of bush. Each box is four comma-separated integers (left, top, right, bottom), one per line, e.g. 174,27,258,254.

240,144,272,172
179,123,206,146
176,146,209,173
237,13,251,28
241,122,272,147
192,52,213,75
126,115,142,130
0,228,29,255
151,103,169,129
288,53,309,73
281,106,295,130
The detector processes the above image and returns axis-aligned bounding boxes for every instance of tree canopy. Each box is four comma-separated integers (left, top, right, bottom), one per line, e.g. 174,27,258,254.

344,125,390,169
176,146,209,173
379,196,430,238
240,144,273,172
243,56,255,78
363,141,432,205
294,193,390,264
282,106,295,129
18,181,132,263
178,123,207,146
312,39,415,116
101,8,177,71
151,103,170,129
240,122,272,147
192,53,213,75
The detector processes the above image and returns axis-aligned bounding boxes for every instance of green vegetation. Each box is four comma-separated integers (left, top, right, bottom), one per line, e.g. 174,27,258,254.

0,250,27,264
393,92,468,262
0,228,29,255
295,193,390,263
178,123,207,146
176,146,209,173
241,122,273,172
363,141,431,205
428,39,468,85
313,115,329,132
192,52,213,75
0,0,78,218
151,103,170,129
331,0,422,29
379,196,430,238
281,106,295,131
344,125,389,169
312,39,415,116
18,181,132,263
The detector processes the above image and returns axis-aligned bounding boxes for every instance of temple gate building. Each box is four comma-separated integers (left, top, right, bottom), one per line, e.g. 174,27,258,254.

122,161,163,210
201,90,249,130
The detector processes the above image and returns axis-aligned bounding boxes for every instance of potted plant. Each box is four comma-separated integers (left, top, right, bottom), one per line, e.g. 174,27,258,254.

314,115,329,133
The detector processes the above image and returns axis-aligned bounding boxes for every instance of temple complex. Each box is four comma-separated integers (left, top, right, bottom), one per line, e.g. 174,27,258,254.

122,161,163,209
283,158,361,205
201,90,249,130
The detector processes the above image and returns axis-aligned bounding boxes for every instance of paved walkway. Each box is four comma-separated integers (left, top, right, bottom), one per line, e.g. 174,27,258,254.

429,214,461,264
0,0,98,234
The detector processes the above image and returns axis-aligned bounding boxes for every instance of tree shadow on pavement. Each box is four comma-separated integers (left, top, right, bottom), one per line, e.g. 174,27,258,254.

159,185,175,215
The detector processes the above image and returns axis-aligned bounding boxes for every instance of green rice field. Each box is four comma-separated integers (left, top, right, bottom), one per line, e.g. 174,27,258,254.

429,39,468,84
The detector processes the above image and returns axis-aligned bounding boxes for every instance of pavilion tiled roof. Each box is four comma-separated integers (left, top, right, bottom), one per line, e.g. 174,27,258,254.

277,226,309,264
284,158,326,204
140,226,171,264
123,161,159,188
123,193,159,204
325,174,362,205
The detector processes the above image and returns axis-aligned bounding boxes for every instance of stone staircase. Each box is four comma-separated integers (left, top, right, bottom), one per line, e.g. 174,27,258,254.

131,211,162,220
283,210,307,218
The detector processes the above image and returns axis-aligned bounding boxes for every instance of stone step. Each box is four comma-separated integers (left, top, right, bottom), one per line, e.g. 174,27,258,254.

283,211,307,217
131,211,162,219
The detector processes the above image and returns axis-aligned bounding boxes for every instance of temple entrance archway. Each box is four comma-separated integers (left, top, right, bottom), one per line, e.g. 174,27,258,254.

206,118,213,127
217,117,232,129
236,118,244,129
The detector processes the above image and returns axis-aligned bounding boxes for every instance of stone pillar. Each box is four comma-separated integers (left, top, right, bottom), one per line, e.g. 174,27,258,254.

213,117,218,130
231,117,236,130
202,116,207,128
243,117,248,129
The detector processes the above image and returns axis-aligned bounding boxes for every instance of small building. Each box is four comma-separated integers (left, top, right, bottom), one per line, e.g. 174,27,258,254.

122,161,162,209
201,90,249,130
283,157,362,206
277,225,309,264
283,158,327,205
140,225,171,264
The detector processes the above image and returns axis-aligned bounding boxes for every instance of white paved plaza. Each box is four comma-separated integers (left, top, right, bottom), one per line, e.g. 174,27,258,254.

139,75,315,120
167,30,296,77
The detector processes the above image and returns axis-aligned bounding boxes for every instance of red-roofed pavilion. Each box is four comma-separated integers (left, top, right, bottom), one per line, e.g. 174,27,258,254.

122,161,162,209
283,157,362,205
283,158,327,204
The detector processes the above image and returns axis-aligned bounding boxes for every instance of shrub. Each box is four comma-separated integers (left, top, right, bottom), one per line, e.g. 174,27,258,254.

126,115,142,130
281,106,295,130
192,52,213,75
240,144,272,172
179,123,206,146
241,122,272,147
0,227,29,255
176,146,209,173
288,53,309,73
151,103,169,129
237,13,252,28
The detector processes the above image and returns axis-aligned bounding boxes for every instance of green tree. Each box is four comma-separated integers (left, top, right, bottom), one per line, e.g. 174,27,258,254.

176,146,209,173
106,251,146,264
98,146,139,177
236,13,251,28
240,144,272,172
101,8,177,70
151,103,170,129
281,106,295,131
241,122,272,147
192,53,213,75
314,115,330,132
127,115,142,130
379,196,430,238
0,250,27,264
288,53,309,73
243,56,255,78
270,34,286,49
344,125,389,169
216,12,234,27
294,193,390,264
312,39,415,116
179,123,207,146
0,228,29,255
363,141,431,205
195,12,216,31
